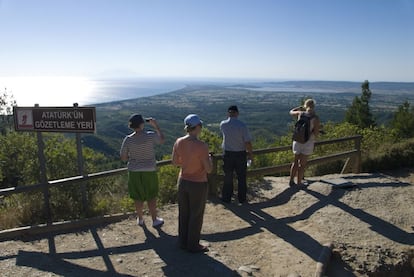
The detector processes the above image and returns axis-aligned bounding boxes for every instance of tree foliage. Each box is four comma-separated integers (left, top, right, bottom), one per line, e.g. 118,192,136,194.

345,80,376,128
390,101,414,139
0,132,113,228
0,88,16,135
0,132,39,188
4,83,414,229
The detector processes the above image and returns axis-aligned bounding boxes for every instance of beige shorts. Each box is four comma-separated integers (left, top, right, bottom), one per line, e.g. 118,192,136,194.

292,140,314,156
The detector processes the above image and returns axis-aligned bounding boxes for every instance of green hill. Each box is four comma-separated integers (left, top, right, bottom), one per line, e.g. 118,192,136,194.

83,84,414,159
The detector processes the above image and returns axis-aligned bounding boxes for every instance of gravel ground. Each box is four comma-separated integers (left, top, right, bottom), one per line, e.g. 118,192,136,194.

1,170,414,277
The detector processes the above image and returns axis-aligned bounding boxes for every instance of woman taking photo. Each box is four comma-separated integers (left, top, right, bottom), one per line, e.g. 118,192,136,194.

289,99,320,187
120,114,165,228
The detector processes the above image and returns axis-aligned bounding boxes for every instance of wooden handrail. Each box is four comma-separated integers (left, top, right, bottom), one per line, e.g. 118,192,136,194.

0,135,362,197
0,135,362,237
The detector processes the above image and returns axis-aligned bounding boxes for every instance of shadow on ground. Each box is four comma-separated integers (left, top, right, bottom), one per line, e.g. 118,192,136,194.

2,173,414,276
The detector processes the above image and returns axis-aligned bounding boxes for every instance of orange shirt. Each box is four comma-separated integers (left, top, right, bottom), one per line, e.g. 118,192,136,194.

172,136,210,183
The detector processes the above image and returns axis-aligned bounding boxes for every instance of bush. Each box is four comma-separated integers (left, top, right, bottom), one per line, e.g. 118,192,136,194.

158,164,180,204
2,119,414,230
363,138,414,171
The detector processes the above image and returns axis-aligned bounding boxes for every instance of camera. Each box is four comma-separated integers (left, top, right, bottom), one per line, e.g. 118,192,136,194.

145,118,152,122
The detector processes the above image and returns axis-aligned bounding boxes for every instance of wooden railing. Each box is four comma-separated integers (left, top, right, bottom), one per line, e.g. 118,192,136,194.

208,135,361,193
0,135,361,239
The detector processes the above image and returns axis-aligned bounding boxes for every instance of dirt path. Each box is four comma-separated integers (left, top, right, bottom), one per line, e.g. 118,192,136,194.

1,171,414,276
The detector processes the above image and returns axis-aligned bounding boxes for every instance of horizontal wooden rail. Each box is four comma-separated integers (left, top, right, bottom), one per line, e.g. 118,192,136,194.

0,136,361,198
214,149,359,179
0,135,361,239
0,212,135,241
0,161,173,197
210,135,362,160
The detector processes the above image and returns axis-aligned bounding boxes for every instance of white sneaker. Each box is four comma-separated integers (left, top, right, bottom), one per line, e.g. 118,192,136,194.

152,217,164,228
137,218,145,227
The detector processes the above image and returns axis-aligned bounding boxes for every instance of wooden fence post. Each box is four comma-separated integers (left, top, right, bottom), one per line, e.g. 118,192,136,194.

1,135,364,232
74,103,89,216
208,154,219,196
35,104,51,224
353,136,362,174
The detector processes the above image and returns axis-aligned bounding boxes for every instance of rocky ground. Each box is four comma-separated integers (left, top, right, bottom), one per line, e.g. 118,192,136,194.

1,170,414,277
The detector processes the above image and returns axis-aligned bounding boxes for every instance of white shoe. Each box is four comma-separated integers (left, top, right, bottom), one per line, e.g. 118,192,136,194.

152,217,164,228
137,218,145,227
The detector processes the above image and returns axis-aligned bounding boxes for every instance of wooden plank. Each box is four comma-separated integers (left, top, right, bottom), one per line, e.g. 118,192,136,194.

1,136,361,197
1,135,362,235
245,150,358,177
0,212,134,241
321,177,355,189
341,157,352,174
315,242,333,277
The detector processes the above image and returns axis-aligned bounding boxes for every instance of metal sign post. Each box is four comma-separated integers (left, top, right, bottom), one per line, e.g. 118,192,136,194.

13,104,97,223
73,103,89,217
35,105,51,223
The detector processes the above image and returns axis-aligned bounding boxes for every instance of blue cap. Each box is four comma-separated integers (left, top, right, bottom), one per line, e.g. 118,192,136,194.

184,114,202,128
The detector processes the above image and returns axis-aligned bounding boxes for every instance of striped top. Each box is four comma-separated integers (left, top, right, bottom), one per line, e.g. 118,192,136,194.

120,131,161,171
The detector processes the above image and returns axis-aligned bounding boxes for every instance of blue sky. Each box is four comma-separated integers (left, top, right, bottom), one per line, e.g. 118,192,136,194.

0,0,413,82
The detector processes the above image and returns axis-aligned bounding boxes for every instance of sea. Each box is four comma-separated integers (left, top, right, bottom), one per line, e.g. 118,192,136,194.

4,76,290,107
4,77,271,107
2,76,413,107
1,77,188,107
83,78,187,105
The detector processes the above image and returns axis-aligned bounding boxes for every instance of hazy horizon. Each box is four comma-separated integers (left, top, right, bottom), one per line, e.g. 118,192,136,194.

2,76,413,107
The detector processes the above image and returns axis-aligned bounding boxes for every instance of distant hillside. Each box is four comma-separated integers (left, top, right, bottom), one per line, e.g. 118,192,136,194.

228,80,414,94
83,83,414,159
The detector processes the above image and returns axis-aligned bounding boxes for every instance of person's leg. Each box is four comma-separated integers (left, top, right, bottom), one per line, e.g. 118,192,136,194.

222,153,235,202
234,152,247,203
147,198,157,220
178,179,190,249
134,200,144,222
144,172,163,226
187,182,208,252
290,154,300,186
128,171,145,224
297,154,308,185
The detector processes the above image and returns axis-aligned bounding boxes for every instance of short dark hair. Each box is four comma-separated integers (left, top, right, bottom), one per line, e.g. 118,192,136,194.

129,114,144,129
228,105,239,113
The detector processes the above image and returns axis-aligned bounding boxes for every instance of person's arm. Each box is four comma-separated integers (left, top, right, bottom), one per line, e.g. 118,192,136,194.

120,138,129,162
149,119,165,144
172,141,181,166
120,152,128,162
243,126,253,160
289,106,305,117
202,148,213,174
245,141,253,160
312,116,321,138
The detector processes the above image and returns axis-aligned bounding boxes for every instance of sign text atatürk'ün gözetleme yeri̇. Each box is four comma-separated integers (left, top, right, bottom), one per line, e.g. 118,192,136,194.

13,106,96,133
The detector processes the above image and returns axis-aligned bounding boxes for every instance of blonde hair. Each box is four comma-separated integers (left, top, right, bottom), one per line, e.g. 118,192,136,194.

304,99,316,110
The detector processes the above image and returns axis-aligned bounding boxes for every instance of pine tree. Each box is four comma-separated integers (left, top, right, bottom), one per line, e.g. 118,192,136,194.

345,80,376,128
390,101,414,138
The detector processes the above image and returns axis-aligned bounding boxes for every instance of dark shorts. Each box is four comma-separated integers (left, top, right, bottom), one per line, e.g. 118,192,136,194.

128,171,159,201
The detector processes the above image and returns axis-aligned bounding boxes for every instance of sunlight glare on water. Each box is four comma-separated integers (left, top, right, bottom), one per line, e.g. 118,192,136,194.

0,76,97,107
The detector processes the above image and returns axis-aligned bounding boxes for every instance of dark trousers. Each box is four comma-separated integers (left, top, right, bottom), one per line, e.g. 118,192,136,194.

178,178,208,250
222,151,247,203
